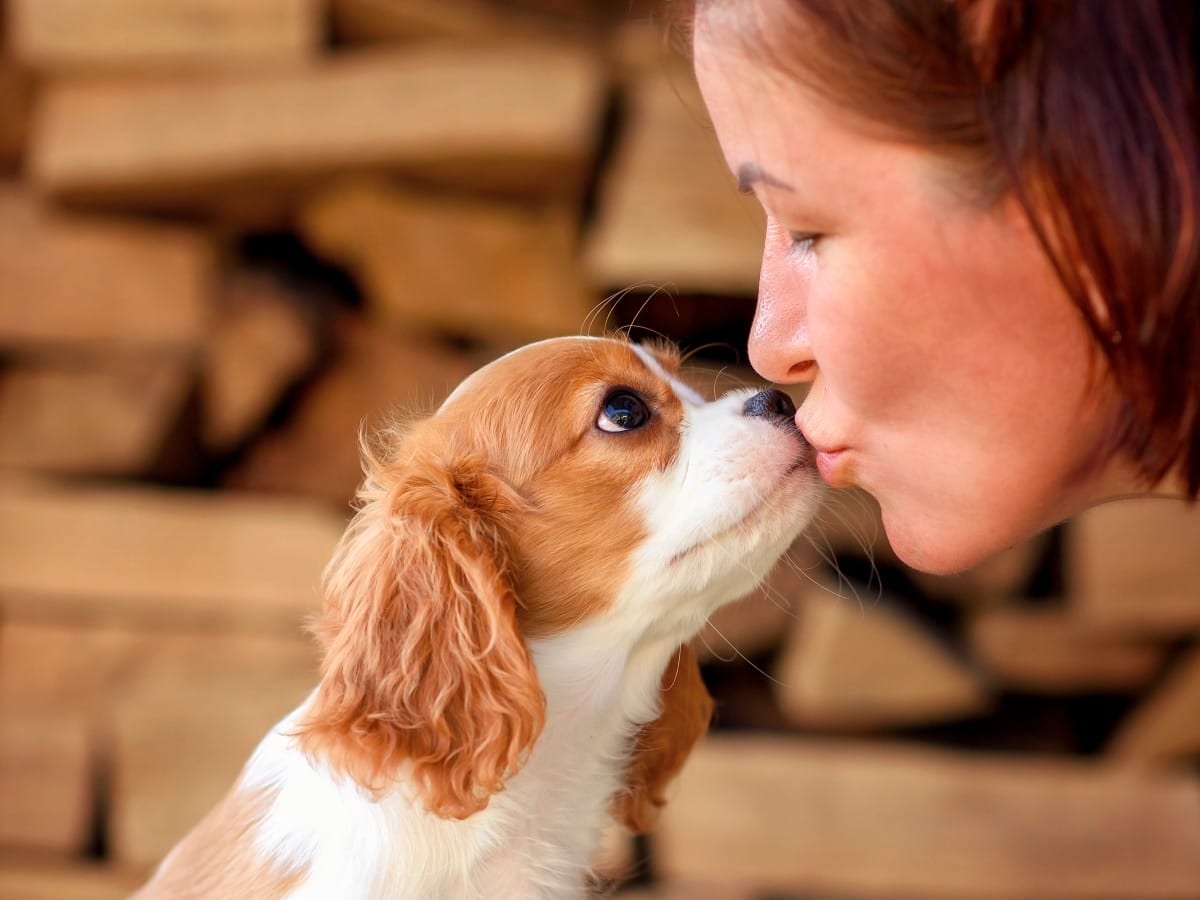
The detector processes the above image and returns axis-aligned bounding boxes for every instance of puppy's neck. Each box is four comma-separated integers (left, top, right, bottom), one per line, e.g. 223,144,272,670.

531,624,679,732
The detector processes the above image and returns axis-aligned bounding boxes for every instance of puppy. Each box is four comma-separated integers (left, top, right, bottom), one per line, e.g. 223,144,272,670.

136,335,820,899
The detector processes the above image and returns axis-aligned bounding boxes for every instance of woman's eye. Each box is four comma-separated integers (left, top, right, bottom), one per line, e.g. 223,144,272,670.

789,231,820,254
598,390,651,433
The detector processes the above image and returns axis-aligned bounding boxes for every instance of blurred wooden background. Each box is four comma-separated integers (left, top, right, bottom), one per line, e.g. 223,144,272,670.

0,2,1198,898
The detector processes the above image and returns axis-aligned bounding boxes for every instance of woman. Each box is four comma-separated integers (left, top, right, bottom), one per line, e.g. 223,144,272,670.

684,0,1198,573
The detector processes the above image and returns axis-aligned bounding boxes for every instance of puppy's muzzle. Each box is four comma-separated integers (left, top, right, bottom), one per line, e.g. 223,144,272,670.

743,388,812,468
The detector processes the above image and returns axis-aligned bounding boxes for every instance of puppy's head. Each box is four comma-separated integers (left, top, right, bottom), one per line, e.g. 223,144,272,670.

299,336,820,819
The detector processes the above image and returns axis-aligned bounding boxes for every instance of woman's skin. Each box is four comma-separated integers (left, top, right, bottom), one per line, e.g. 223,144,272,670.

693,8,1151,574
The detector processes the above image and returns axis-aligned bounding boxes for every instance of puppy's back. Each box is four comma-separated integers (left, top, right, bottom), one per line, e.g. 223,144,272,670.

134,774,306,899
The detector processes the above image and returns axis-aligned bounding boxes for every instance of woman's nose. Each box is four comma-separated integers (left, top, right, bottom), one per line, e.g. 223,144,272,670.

747,231,817,383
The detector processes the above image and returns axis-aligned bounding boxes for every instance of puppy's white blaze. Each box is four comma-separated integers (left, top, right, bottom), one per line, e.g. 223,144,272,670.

629,343,706,406
625,385,819,640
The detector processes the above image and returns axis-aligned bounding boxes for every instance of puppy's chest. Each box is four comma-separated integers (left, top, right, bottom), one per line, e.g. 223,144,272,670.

394,760,626,899
470,731,633,894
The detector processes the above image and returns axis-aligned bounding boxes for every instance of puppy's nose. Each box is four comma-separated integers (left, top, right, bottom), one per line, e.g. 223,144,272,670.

743,388,797,428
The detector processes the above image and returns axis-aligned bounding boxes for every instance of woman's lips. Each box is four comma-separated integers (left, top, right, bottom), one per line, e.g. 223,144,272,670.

814,447,851,487
795,413,852,486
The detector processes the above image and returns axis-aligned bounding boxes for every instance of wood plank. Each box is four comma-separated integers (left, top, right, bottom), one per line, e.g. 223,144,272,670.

585,56,764,295
0,189,214,350
0,355,192,475
773,588,989,730
300,178,591,342
225,319,481,507
0,621,148,853
201,270,317,452
1069,498,1200,635
8,0,321,72
967,605,1165,694
29,47,606,215
1109,644,1200,763
0,477,344,629
331,0,571,43
0,708,92,852
109,632,318,867
0,620,145,715
656,735,1200,898
0,856,143,900
0,63,31,170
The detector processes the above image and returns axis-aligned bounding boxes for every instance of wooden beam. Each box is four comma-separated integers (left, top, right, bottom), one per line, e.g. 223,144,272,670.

0,355,192,475
773,588,989,730
0,478,344,629
0,620,146,854
0,620,146,716
0,855,142,900
331,0,568,43
1109,645,1200,764
225,319,481,507
1069,498,1200,635
656,735,1200,898
29,47,606,215
0,709,91,853
8,0,321,72
0,63,31,170
201,271,317,452
585,55,764,295
300,178,591,342
0,189,214,351
968,604,1164,694
108,632,317,867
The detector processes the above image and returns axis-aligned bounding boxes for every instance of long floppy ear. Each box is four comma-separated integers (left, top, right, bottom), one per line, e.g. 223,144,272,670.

297,453,545,819
614,644,713,833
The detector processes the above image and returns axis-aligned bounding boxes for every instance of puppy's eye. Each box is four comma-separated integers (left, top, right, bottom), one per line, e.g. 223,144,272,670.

598,390,651,433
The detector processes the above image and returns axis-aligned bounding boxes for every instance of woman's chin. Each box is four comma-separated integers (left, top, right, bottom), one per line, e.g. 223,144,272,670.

880,509,997,576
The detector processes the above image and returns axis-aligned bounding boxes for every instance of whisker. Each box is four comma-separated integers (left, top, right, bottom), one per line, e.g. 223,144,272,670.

694,628,737,664
700,616,789,687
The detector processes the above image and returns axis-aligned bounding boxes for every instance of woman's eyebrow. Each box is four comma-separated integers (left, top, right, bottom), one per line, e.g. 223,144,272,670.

737,162,794,193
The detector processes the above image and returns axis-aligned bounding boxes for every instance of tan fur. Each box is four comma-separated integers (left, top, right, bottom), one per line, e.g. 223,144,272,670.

146,337,739,895
614,644,714,833
299,337,689,817
298,454,545,819
135,782,306,899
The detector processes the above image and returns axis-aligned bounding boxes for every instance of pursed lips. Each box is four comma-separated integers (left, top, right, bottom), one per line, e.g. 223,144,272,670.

796,418,852,487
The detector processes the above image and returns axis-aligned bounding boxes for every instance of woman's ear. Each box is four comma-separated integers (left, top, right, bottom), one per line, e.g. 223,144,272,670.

614,644,714,834
297,453,545,819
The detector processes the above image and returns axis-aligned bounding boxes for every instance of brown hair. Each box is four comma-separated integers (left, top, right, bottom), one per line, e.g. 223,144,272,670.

680,0,1200,497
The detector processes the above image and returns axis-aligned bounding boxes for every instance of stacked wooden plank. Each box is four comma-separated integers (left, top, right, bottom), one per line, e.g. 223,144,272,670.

584,33,766,296
29,47,604,221
8,0,323,73
655,736,1200,898
0,2,1198,898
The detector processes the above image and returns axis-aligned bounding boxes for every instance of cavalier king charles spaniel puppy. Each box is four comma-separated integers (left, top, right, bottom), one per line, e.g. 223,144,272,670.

136,335,820,899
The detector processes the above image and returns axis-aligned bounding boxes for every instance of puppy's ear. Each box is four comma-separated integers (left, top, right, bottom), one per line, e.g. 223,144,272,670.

298,453,544,819
614,644,713,833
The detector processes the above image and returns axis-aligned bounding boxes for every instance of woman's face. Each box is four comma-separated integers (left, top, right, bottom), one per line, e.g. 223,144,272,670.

694,13,1126,573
